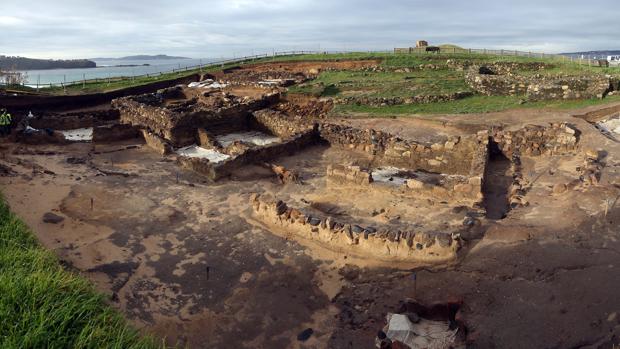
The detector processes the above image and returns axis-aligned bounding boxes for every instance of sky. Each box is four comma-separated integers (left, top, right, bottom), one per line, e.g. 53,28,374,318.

0,0,618,59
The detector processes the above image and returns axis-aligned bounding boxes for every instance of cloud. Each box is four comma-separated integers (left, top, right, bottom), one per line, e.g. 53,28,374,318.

0,0,618,59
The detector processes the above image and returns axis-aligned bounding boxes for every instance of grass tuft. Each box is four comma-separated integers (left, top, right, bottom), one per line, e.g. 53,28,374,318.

0,196,163,349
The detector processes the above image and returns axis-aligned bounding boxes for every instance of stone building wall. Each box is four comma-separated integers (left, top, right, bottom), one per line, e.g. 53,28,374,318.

333,91,473,107
250,109,315,138
250,193,460,262
92,124,140,143
319,123,486,176
112,91,280,147
326,164,484,206
177,131,316,180
491,123,578,157
465,65,610,101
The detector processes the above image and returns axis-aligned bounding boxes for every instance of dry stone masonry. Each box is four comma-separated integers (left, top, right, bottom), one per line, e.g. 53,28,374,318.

250,193,461,262
465,63,611,101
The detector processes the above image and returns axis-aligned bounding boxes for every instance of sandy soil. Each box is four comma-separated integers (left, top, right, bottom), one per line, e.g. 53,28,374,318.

1,105,620,348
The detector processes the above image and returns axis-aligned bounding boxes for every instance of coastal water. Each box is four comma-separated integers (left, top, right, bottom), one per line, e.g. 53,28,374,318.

19,58,220,86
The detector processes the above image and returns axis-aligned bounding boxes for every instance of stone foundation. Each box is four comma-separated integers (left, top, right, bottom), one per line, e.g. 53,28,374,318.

177,131,316,180
319,123,488,177
333,91,474,106
491,123,578,157
112,87,280,147
141,129,173,155
92,124,141,143
465,64,610,100
326,164,484,206
250,193,461,262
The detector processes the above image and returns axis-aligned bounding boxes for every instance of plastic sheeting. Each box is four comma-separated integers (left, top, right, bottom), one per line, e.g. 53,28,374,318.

175,145,231,163
383,313,458,349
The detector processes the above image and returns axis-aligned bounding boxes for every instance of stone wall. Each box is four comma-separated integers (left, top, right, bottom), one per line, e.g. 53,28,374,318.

319,123,487,177
112,91,280,147
250,193,460,262
177,131,316,180
491,123,578,157
326,164,484,206
92,124,141,143
251,109,315,138
332,91,473,106
527,77,611,101
141,129,173,155
29,109,119,130
326,164,373,185
465,65,611,101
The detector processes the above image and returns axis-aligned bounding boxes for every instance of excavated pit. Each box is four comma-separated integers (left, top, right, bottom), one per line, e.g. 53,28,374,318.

2,59,613,349
483,141,513,220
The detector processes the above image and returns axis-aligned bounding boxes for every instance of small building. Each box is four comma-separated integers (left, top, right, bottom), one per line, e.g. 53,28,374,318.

416,40,428,48
607,55,620,66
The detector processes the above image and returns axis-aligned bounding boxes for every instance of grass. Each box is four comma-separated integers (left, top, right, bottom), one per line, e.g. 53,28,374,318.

332,94,620,117
288,69,471,99
0,195,162,349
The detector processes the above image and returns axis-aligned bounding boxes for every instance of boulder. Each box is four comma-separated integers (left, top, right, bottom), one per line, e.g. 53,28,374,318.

42,212,64,224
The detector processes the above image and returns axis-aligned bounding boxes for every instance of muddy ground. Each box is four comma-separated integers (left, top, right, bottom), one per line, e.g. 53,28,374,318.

1,104,620,348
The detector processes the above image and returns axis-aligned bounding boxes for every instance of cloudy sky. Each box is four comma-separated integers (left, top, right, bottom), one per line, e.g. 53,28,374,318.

0,0,618,59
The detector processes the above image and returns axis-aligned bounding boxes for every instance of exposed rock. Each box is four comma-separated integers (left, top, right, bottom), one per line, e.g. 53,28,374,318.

42,212,64,224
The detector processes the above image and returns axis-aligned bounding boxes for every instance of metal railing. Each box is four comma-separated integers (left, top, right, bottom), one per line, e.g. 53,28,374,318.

2,50,325,90
2,47,614,91
393,46,606,66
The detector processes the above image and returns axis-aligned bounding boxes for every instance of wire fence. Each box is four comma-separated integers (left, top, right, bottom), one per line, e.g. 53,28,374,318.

393,46,608,66
1,47,615,91
2,50,326,90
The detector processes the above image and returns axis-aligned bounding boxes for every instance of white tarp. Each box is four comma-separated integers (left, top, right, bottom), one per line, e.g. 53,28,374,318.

597,115,620,137
188,79,228,89
175,145,230,163
61,128,93,141
383,313,458,349
216,131,281,147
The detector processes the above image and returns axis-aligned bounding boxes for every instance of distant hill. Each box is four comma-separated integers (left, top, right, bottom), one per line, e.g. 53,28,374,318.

0,56,96,70
562,50,620,59
92,54,191,61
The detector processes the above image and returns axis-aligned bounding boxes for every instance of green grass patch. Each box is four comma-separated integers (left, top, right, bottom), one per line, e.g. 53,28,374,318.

332,94,620,117
288,70,472,99
24,51,619,96
0,196,162,349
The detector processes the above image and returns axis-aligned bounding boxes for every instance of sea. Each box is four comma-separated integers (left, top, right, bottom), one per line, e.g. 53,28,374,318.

19,58,221,86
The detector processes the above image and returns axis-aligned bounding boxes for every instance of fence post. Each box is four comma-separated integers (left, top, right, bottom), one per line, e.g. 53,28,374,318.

82,73,85,89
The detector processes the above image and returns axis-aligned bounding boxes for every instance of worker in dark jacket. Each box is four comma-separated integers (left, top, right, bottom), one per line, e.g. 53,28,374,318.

0,108,11,136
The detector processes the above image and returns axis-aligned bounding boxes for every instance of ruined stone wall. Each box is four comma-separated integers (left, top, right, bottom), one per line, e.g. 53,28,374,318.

177,131,316,180
326,164,484,206
491,123,578,157
29,109,119,130
326,165,373,185
448,60,555,72
465,66,610,100
465,74,530,96
319,123,484,176
141,129,172,155
113,92,280,147
92,124,140,143
333,91,473,106
527,77,611,101
250,194,460,262
251,109,315,138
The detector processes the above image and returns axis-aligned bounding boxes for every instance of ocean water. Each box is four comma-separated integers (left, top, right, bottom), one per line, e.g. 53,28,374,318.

19,58,221,86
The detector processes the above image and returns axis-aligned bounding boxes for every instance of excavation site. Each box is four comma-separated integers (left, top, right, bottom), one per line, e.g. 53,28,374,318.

2,54,620,348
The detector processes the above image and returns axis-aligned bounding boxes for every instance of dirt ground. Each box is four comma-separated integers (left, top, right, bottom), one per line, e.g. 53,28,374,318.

2,104,620,348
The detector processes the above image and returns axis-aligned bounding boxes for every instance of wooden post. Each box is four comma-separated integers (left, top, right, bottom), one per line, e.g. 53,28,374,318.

82,73,85,89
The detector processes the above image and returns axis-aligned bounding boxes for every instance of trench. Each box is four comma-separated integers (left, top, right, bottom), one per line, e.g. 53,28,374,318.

483,141,513,220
